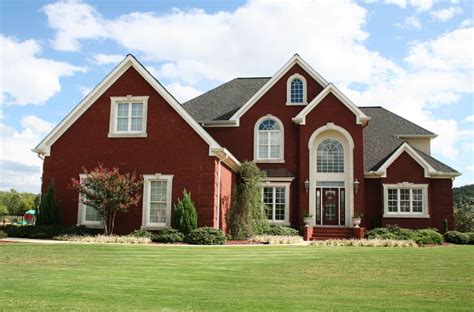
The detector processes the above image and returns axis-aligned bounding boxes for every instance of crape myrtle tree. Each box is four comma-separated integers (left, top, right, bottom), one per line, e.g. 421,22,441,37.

227,161,269,239
71,165,142,235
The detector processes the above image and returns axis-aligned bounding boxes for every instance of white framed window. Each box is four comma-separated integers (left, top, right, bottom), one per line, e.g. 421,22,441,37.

383,183,429,218
286,73,307,105
254,116,284,163
108,95,148,138
261,182,290,225
76,174,103,228
317,138,344,173
142,174,173,229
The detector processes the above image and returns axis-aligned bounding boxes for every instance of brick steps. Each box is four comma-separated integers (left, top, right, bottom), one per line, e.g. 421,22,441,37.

310,227,355,240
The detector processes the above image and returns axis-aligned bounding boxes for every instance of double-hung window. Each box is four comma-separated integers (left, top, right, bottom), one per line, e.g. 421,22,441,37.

255,117,284,162
383,183,428,218
109,96,148,137
142,174,173,229
261,183,290,224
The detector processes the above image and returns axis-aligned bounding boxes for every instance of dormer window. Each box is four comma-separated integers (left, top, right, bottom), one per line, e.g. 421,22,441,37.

109,96,148,138
286,74,307,105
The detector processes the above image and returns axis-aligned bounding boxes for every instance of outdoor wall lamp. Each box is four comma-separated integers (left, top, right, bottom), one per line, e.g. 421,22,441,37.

354,179,360,194
304,179,310,193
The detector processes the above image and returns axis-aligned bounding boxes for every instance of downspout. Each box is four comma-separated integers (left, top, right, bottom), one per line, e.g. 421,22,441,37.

216,159,222,229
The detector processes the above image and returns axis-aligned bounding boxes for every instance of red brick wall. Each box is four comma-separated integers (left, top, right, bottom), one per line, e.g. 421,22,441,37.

42,67,220,234
219,162,235,233
364,151,454,231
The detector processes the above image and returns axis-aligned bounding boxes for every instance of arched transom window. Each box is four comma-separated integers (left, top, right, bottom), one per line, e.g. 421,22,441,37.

317,139,344,173
257,118,282,160
290,78,304,103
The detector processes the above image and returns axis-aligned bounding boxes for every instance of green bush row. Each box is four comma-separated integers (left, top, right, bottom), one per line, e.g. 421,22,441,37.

443,231,474,244
129,227,225,245
366,225,443,245
3,225,96,239
262,225,299,236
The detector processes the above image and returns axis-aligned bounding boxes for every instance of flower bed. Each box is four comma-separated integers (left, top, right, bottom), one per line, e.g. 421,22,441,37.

310,239,418,247
54,234,151,244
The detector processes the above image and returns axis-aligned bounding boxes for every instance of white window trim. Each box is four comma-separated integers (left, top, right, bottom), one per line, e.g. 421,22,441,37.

383,183,429,218
141,174,173,230
261,181,290,225
76,174,103,228
254,115,285,163
108,95,149,138
286,73,307,106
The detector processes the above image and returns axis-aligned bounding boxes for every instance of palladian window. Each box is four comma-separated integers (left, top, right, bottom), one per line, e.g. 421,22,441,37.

317,139,344,173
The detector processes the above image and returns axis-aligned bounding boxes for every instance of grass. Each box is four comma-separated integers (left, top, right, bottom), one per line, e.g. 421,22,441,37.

0,244,473,311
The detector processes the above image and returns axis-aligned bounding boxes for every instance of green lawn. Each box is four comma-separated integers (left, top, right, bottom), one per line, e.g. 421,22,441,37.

0,244,473,311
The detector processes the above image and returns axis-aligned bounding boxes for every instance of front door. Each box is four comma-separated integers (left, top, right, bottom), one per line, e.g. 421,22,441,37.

322,188,339,225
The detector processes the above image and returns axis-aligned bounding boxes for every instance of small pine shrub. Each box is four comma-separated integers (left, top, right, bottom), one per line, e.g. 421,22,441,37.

174,190,198,235
0,231,7,239
128,229,156,240
185,227,225,245
444,231,469,244
153,229,184,243
36,181,60,226
263,225,299,236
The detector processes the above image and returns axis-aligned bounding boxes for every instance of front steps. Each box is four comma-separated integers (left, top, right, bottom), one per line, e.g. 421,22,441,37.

303,226,366,241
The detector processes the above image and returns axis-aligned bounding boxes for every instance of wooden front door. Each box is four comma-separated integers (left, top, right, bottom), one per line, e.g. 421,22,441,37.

322,188,339,225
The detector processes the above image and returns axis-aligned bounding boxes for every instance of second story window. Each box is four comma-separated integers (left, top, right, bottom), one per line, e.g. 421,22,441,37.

291,78,304,103
286,74,307,105
109,96,148,138
255,117,284,162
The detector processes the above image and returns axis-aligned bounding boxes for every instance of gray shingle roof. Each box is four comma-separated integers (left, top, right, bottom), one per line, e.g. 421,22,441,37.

183,77,270,121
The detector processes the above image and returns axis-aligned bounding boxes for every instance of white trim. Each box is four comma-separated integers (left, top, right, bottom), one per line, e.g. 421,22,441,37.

108,95,149,138
286,73,307,106
308,123,354,227
141,174,173,230
261,181,291,226
264,177,295,182
76,174,103,228
230,54,328,122
253,115,285,163
293,83,370,125
32,55,240,167
383,183,429,218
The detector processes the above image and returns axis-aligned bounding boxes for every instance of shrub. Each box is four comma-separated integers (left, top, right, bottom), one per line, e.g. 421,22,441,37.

444,231,469,244
367,226,443,245
4,225,95,239
174,190,198,235
128,229,156,240
153,229,184,243
263,225,299,236
413,229,444,245
36,181,60,226
310,239,418,247
54,234,151,244
59,226,97,236
252,235,304,245
185,227,225,245
0,231,7,239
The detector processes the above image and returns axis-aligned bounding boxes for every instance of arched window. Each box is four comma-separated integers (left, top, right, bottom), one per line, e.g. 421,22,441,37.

317,139,344,173
256,118,283,160
290,78,304,103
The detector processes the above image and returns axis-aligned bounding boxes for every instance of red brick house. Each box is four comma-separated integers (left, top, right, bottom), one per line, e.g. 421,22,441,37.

33,54,460,239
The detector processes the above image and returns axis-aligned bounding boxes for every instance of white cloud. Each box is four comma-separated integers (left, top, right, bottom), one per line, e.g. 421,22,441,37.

465,115,474,122
0,34,86,106
79,85,93,97
384,0,407,8
460,18,473,28
383,0,432,10
0,115,54,192
93,53,124,65
165,82,203,103
42,0,106,51
431,6,462,22
397,16,422,29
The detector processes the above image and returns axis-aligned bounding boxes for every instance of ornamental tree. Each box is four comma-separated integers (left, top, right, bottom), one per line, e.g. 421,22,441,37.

71,165,142,235
174,190,198,235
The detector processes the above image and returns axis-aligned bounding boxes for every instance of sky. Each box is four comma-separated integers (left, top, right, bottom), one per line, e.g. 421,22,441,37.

0,0,473,193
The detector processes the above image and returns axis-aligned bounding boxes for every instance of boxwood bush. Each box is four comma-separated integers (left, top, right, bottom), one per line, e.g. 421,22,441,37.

0,230,7,239
128,229,156,240
153,229,184,243
367,225,443,245
412,229,444,245
262,225,299,236
4,225,96,239
444,231,470,244
185,227,225,245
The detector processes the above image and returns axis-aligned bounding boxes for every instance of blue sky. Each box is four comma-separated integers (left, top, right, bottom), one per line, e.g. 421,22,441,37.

0,0,473,192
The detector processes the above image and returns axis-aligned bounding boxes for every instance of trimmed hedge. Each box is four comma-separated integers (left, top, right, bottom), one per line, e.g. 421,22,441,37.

153,229,184,243
262,225,299,236
444,231,470,244
0,230,6,239
4,225,96,239
185,227,225,245
367,226,443,245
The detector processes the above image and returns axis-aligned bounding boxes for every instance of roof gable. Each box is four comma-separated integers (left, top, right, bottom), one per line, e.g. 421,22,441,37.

292,83,370,125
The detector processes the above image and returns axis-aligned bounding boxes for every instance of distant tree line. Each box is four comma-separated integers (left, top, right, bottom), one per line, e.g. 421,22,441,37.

0,189,40,216
453,184,473,232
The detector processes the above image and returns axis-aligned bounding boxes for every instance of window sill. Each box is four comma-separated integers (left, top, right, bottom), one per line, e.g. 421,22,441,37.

141,225,170,230
108,132,147,138
254,159,285,164
383,214,430,219
285,102,307,106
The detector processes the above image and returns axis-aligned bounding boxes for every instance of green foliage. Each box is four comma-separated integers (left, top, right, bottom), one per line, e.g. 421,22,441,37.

442,218,449,233
128,229,156,239
0,230,6,239
227,161,269,239
153,229,184,243
452,184,473,232
453,184,474,203
468,232,474,245
174,190,197,235
36,181,60,226
4,225,95,239
367,225,443,245
184,227,225,245
71,165,143,235
443,231,470,244
0,189,39,215
262,225,299,236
